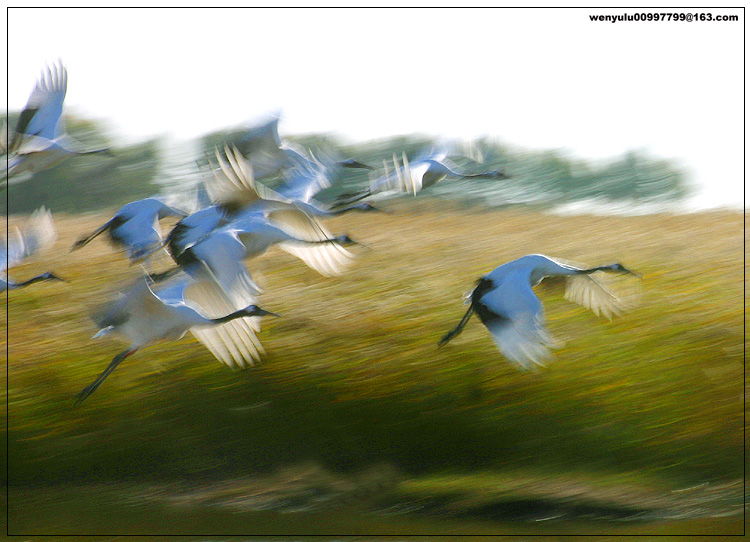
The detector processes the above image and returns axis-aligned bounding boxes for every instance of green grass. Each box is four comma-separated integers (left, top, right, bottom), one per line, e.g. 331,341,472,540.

3,203,745,488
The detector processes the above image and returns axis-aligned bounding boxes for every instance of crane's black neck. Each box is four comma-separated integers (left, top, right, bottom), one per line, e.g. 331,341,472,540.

211,309,255,324
16,273,57,287
580,265,616,275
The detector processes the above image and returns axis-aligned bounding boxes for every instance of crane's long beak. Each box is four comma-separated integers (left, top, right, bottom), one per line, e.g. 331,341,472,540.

624,267,643,279
338,235,371,250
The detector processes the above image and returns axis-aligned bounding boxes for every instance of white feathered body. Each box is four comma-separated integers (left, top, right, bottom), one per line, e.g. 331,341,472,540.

466,254,638,369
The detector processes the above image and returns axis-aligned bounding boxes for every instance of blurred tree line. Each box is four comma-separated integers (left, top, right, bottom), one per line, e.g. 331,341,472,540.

3,112,690,215
2,114,161,215
210,129,690,207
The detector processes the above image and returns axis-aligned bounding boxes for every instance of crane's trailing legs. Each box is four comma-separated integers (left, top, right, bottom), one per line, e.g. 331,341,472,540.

438,304,474,347
71,219,115,251
75,347,138,405
438,277,496,347
74,302,279,405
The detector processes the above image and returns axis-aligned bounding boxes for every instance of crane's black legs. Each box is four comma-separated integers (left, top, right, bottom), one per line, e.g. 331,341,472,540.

439,277,496,347
71,220,112,251
438,304,475,347
74,348,137,405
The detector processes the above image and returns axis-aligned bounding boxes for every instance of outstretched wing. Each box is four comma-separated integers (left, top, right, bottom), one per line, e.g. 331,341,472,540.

4,208,57,270
187,229,263,301
184,279,266,369
11,63,67,150
276,155,331,203
542,255,639,320
205,145,266,210
564,273,639,320
92,277,170,334
266,206,356,277
234,114,287,179
475,273,560,370
369,153,426,197
536,255,638,320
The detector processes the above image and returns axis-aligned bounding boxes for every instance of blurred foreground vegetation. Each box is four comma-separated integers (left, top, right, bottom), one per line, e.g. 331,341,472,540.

3,204,743,490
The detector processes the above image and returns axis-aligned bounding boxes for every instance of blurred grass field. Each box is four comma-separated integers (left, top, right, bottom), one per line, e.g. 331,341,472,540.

3,202,744,493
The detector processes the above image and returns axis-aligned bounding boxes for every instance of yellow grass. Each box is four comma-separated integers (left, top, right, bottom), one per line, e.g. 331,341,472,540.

3,202,745,484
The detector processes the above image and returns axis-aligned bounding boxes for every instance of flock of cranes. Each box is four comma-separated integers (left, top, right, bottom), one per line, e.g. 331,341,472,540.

4,63,641,404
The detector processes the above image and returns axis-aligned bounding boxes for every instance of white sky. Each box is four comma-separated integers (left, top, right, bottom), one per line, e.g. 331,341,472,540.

4,7,746,209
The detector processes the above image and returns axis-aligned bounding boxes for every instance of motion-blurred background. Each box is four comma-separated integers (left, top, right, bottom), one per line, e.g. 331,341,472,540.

3,6,744,539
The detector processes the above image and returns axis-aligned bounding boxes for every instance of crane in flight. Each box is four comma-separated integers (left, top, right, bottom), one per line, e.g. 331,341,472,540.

2,208,64,291
71,197,189,264
439,254,640,369
336,146,509,205
75,275,279,404
7,62,112,179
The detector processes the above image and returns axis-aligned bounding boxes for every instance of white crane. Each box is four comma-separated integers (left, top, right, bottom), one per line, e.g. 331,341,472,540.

200,212,356,282
164,203,229,263
161,146,360,280
150,211,359,370
75,275,279,404
209,138,374,217
2,208,64,291
160,167,242,267
335,146,509,205
439,254,640,369
217,147,361,277
156,207,359,300
232,114,299,180
72,197,189,263
7,62,112,178
159,203,345,370
263,149,380,218
160,144,297,263
232,113,371,182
